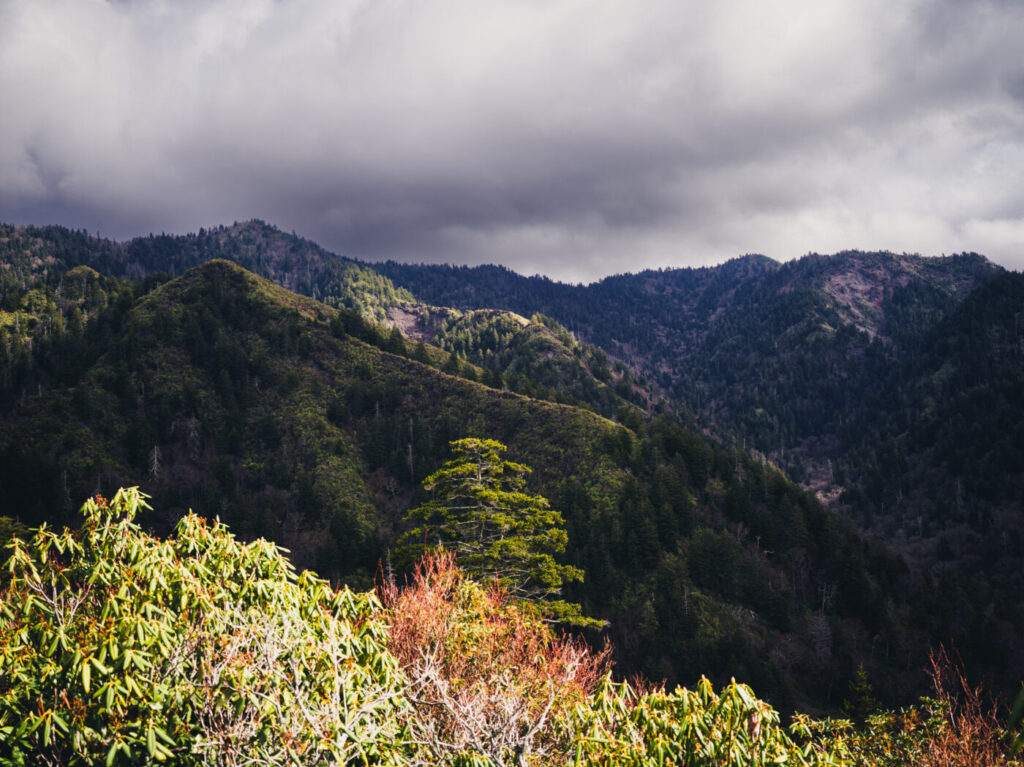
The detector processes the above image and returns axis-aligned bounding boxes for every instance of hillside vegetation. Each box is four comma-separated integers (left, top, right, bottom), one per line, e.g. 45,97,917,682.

2,489,1019,766
376,248,1024,685
392,303,648,418
0,244,937,711
2,220,1022,706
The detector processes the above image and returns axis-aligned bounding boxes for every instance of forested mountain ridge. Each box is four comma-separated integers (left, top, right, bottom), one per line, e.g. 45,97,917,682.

377,248,1024,695
0,248,971,712
1,220,411,323
374,250,1013,533
2,220,1022,708
1,221,654,422
374,250,998,450
390,301,650,419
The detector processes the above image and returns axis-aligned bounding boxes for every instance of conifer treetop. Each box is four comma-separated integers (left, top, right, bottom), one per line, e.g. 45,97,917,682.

401,438,593,625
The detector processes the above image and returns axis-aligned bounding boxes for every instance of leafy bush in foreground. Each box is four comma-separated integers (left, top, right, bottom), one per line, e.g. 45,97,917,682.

381,549,848,767
561,676,850,767
381,549,609,766
825,647,1022,767
2,487,1021,766
0,488,406,766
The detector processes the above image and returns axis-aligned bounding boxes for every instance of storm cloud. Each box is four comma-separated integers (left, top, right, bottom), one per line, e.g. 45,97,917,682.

1,0,1022,281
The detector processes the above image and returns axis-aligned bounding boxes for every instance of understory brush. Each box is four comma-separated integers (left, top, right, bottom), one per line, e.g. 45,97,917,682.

1,490,1021,766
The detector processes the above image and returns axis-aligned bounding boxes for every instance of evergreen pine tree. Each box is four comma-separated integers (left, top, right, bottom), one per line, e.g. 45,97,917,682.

842,664,881,726
384,326,407,355
413,340,431,363
400,438,595,625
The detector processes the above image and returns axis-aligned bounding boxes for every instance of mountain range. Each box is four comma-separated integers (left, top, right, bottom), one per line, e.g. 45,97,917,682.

1,219,1021,712
376,250,1022,575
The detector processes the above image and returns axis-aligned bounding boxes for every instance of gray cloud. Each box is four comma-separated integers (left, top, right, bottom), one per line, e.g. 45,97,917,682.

1,0,1023,282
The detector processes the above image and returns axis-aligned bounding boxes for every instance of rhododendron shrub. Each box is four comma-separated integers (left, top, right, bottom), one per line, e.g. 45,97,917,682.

0,488,407,766
559,675,854,767
380,549,609,766
826,647,1023,767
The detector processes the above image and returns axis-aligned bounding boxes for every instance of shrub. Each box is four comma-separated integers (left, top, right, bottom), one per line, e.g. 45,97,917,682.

807,647,1023,767
0,488,407,766
380,549,609,766
562,676,850,767
835,647,1022,767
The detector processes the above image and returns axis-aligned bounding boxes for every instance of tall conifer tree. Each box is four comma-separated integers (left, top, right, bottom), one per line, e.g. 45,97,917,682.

401,438,594,624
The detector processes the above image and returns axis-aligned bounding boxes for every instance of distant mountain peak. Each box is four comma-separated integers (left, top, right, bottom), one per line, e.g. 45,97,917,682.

725,253,779,269
799,250,1002,340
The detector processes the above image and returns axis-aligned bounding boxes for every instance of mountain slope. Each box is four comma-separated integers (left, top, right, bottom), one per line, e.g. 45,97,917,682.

391,302,649,418
0,256,949,711
1,220,412,323
374,251,998,463
374,250,1014,533
840,271,1024,575
2,221,654,422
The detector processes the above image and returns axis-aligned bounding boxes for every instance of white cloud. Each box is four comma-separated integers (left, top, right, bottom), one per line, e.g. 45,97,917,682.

1,0,1022,278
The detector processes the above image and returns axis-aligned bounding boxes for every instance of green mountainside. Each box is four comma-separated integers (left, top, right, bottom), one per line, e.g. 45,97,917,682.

0,240,954,713
0,221,647,422
839,271,1024,593
0,220,410,323
376,250,1024,677
2,220,1022,709
374,250,999,474
391,302,648,418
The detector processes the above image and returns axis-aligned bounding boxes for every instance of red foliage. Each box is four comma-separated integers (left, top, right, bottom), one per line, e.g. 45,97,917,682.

379,550,611,764
922,646,1015,767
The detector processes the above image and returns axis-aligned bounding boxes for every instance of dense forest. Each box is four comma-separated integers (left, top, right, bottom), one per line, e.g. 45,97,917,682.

1,221,1022,718
376,247,1024,685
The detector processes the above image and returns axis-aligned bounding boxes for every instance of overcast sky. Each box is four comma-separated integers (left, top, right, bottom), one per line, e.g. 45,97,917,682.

2,0,1023,282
